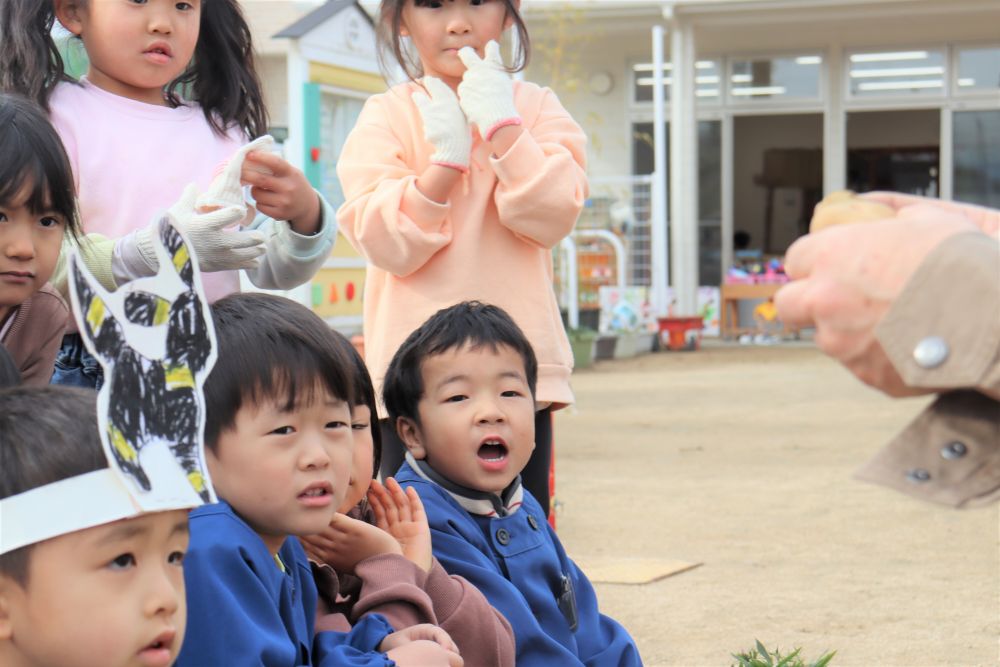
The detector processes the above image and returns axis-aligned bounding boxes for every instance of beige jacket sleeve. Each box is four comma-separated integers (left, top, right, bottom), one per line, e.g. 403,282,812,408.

855,232,1000,507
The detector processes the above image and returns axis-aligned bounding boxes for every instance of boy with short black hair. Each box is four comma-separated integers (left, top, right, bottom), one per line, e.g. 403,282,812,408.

384,301,642,666
0,386,191,667
177,292,463,667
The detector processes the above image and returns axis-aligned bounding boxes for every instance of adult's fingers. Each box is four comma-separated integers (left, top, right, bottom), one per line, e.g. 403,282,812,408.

860,191,930,210
773,280,815,329
781,232,823,279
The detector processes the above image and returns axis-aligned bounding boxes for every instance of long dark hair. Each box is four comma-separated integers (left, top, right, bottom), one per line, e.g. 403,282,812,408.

0,93,80,240
0,0,267,139
376,0,530,83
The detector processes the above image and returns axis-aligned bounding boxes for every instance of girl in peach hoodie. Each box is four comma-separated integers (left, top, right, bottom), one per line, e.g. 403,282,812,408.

336,0,588,516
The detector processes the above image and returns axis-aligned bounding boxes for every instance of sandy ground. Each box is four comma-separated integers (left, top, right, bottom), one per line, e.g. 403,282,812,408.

553,343,999,667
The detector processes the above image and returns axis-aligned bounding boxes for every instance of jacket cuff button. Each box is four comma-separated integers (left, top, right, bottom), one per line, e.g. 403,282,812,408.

913,336,949,369
941,441,967,460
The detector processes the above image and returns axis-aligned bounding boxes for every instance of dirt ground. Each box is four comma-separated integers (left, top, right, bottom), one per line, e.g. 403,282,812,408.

553,342,999,667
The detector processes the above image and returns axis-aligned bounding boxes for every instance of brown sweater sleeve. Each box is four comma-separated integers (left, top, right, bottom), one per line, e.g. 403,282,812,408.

1,285,67,386
353,554,515,667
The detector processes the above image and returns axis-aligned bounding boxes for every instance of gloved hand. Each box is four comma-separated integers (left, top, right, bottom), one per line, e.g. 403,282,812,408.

412,76,472,172
457,40,521,141
135,183,266,273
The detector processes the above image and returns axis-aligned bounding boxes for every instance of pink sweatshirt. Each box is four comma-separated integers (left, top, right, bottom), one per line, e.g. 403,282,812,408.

337,80,588,406
49,79,244,301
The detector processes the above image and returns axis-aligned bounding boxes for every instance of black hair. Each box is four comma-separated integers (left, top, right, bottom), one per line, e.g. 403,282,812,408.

0,347,21,387
382,300,537,426
0,0,267,139
0,386,105,586
203,293,356,451
376,0,530,83
0,92,80,240
333,335,383,479
165,0,268,139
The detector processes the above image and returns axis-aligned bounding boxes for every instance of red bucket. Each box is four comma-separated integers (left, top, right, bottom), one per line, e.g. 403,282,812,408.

657,317,703,351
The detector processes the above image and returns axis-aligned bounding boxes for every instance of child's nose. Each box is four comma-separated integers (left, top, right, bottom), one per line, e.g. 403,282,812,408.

1,224,35,260
145,565,181,619
446,8,472,34
147,6,173,34
476,399,505,425
299,433,332,470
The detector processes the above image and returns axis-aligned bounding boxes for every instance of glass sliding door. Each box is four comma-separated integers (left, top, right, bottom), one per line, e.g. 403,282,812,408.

953,110,1000,208
631,119,722,286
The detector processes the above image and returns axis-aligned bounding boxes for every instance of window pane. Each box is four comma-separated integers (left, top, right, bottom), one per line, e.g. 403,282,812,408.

728,55,822,101
320,94,365,209
848,49,945,97
632,60,720,104
953,110,1000,208
633,63,671,103
956,46,1000,93
696,60,721,104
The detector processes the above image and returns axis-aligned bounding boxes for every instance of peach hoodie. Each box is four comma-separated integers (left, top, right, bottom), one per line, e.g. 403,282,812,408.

337,80,588,407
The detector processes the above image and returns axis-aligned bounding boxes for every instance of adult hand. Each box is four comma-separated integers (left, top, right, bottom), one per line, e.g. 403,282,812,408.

368,478,433,573
775,210,981,396
241,151,321,235
136,184,265,273
861,191,1000,237
457,40,521,141
412,76,472,172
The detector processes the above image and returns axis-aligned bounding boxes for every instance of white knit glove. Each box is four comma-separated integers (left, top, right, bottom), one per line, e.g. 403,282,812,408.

457,41,521,141
135,184,266,273
412,76,472,172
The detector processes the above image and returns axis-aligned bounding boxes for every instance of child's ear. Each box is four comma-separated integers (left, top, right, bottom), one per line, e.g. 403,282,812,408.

396,417,427,460
0,576,19,640
53,0,85,36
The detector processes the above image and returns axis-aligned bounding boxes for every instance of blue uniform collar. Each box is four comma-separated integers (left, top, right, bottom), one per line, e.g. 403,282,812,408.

404,452,524,517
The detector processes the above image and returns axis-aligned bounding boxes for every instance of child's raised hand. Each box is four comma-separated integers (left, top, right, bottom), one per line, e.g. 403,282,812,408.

368,478,433,573
412,77,472,172
241,151,321,235
380,625,463,666
299,512,400,574
457,41,521,141
136,184,266,273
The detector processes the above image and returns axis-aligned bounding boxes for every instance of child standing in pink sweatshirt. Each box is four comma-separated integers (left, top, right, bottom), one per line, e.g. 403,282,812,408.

2,0,337,387
337,0,588,514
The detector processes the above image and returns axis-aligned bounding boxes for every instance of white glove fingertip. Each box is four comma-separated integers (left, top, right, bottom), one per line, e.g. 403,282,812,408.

484,40,503,66
457,46,481,69
412,90,431,109
424,76,455,101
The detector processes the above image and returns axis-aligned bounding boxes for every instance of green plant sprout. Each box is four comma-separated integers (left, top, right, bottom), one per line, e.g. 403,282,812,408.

731,640,836,667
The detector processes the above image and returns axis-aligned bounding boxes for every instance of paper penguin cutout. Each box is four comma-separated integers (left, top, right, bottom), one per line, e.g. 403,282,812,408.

68,216,218,510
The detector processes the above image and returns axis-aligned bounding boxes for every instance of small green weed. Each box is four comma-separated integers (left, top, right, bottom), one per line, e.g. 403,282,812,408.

731,639,836,667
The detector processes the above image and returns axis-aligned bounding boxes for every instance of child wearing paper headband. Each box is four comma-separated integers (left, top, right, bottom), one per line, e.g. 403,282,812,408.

0,386,192,667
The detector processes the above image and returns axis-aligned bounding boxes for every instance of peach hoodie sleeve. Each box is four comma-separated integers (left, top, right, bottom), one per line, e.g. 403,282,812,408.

490,86,588,249
336,93,453,278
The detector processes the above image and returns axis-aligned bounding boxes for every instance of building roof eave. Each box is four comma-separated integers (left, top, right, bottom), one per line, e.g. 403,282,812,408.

274,0,373,40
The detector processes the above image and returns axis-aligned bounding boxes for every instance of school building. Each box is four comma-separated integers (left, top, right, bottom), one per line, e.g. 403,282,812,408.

253,0,998,328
